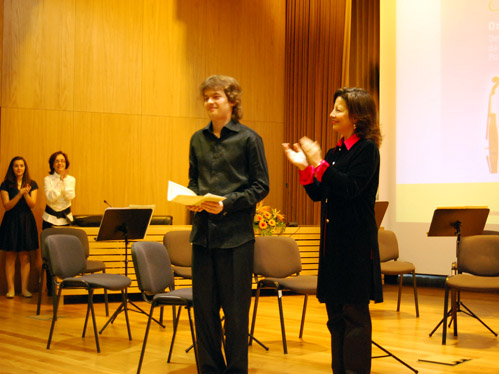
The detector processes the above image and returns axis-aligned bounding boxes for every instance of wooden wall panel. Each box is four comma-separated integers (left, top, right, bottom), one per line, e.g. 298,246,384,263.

1,0,75,110
0,0,4,101
0,108,74,222
200,0,285,124
71,112,139,212
0,0,286,224
73,0,143,114
0,0,286,294
142,0,206,118
131,115,204,224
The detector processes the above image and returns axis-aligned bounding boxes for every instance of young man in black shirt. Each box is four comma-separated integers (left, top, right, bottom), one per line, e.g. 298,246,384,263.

187,75,269,374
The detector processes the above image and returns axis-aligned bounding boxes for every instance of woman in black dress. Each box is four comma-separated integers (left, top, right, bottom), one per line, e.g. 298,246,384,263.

0,156,38,298
283,87,383,374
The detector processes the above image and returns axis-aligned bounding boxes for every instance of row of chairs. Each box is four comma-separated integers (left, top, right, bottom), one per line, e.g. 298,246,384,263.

39,230,196,374
39,228,499,373
162,229,499,349
38,228,419,363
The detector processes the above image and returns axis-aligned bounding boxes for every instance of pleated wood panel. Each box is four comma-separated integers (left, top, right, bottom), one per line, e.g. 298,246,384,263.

0,0,287,231
62,225,320,296
73,0,143,114
1,0,75,111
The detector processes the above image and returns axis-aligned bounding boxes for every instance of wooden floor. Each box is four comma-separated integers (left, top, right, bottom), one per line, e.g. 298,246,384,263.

0,285,498,374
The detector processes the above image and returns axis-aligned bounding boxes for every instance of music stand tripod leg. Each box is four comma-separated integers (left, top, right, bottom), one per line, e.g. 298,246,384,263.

107,288,166,328
372,340,418,373
459,302,498,336
100,299,125,334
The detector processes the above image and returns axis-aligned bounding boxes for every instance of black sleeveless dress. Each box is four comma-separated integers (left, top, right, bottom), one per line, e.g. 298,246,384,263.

0,181,39,252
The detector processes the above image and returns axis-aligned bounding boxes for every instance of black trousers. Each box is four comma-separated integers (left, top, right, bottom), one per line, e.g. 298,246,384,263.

192,241,254,374
326,302,372,374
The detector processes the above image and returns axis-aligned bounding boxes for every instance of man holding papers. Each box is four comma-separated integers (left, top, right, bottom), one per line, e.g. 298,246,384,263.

187,75,269,374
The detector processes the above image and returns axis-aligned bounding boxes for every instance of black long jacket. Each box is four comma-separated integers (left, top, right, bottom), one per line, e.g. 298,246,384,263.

304,137,383,304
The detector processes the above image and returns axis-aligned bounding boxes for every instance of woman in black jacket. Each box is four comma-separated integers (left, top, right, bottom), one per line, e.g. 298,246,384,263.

283,87,383,374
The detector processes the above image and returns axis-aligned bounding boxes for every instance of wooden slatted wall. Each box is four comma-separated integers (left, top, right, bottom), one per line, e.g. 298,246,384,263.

64,225,320,297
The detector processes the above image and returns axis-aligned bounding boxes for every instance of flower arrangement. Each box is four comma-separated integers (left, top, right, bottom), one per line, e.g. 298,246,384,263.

253,201,286,236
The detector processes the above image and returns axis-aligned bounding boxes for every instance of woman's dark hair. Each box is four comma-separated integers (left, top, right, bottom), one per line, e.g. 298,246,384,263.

4,156,31,188
200,75,243,122
48,151,70,174
334,87,382,148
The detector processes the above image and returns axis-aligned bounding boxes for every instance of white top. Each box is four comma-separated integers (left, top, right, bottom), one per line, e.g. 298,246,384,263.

42,172,76,225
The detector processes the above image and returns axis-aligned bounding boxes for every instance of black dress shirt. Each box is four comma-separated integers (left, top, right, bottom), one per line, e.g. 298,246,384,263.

188,120,269,249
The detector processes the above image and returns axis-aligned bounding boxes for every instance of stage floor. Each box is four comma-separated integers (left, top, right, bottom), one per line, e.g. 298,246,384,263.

1,284,498,374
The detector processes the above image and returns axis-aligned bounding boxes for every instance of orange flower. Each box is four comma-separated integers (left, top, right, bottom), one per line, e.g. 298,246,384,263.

254,201,286,236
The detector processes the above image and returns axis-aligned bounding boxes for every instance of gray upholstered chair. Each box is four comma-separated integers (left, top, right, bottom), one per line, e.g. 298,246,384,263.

441,234,499,344
45,235,131,352
131,241,198,374
378,229,419,317
249,236,317,354
37,227,109,316
163,230,192,279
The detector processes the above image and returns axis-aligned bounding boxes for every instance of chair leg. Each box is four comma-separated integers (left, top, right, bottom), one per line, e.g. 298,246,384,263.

36,264,47,315
442,284,449,344
187,307,200,374
171,305,176,326
87,289,101,353
299,294,308,339
103,289,109,316
102,269,109,316
412,271,419,317
396,274,403,312
137,302,156,374
168,305,183,363
277,289,288,354
51,279,59,322
249,285,261,346
82,296,91,338
47,286,63,349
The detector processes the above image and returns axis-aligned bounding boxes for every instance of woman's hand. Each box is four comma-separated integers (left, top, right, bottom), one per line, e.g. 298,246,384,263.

20,184,31,196
282,143,309,170
299,136,323,168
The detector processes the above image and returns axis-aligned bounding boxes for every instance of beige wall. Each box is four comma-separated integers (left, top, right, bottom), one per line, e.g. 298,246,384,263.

0,0,286,228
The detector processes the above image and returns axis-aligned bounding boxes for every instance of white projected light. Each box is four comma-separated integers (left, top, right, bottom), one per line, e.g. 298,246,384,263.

395,0,499,223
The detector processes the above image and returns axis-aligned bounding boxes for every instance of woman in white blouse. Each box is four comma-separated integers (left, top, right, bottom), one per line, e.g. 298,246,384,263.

42,151,76,229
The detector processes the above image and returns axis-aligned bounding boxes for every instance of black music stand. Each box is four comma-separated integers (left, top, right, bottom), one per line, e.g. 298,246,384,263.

371,201,418,373
96,206,160,335
375,200,389,229
427,207,490,338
